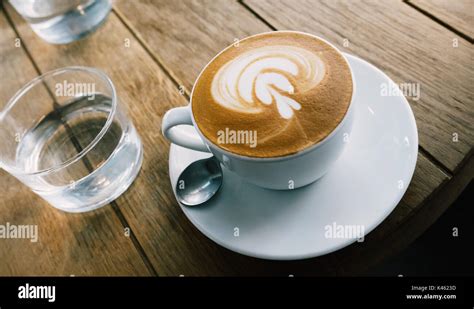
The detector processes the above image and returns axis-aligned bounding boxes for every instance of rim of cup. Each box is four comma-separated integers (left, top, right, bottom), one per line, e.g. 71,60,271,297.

189,30,356,162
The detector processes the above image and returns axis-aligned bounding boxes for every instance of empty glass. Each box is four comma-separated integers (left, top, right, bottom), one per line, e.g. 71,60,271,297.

9,0,112,44
0,67,143,212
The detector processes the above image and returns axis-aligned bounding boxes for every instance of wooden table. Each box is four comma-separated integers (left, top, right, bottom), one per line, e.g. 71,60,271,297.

0,0,472,276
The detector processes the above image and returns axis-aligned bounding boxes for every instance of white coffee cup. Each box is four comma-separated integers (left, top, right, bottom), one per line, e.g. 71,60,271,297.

162,32,355,190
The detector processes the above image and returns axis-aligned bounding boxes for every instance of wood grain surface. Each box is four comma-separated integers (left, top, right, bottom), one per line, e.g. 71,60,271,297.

0,8,150,276
0,0,472,276
409,0,474,40
115,0,270,92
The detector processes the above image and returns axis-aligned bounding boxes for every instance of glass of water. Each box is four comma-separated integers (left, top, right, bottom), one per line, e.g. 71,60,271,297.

8,0,112,44
0,67,143,212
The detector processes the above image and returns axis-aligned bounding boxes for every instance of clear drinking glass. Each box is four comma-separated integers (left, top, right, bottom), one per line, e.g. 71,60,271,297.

8,0,112,44
0,67,143,212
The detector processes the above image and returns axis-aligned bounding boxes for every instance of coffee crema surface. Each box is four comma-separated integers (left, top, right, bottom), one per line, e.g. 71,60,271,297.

192,32,353,158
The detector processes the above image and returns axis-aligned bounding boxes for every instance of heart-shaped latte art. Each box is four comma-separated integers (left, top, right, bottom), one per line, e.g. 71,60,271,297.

211,45,325,119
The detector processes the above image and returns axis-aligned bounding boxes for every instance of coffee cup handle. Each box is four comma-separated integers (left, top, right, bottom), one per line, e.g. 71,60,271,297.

161,105,210,153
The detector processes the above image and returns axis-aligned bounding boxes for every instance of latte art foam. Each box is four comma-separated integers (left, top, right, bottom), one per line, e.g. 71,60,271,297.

192,32,353,158
211,46,325,119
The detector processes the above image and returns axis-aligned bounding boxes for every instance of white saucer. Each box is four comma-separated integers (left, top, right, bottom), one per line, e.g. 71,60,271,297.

168,54,418,260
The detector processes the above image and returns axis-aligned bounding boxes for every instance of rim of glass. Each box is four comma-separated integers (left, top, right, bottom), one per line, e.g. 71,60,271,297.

0,66,117,176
